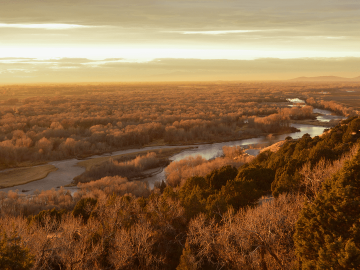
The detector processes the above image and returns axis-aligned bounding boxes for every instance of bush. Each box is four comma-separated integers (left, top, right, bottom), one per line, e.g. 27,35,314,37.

206,165,238,190
236,164,275,192
72,198,98,222
0,229,34,270
28,208,67,229
294,150,360,269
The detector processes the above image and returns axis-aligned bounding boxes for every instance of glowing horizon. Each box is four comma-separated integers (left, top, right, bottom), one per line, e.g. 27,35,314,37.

2,46,360,62
1,0,360,83
0,23,94,30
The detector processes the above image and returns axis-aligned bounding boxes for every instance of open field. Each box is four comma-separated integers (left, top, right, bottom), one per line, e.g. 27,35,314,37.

0,164,57,189
0,161,47,171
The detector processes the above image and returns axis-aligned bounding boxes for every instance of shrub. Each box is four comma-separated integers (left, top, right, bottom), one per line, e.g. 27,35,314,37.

0,229,34,270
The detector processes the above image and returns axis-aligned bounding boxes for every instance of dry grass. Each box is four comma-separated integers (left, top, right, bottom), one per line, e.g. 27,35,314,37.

0,161,48,171
261,140,286,153
0,164,58,188
77,147,195,170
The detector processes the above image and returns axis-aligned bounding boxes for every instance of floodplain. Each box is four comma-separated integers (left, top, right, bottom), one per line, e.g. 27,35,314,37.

1,81,360,269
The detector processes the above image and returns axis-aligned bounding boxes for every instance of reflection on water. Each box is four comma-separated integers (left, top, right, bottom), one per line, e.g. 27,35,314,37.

144,123,329,188
286,98,345,123
148,102,344,187
172,124,326,161
3,105,345,192
313,108,346,122
287,98,305,103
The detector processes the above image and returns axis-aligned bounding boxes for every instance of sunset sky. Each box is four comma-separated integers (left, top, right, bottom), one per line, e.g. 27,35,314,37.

1,0,360,83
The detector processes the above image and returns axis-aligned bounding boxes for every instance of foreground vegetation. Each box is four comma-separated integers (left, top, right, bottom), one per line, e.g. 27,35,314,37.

1,115,360,269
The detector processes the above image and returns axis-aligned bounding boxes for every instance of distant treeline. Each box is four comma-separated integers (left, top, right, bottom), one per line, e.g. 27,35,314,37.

0,86,318,169
306,97,357,116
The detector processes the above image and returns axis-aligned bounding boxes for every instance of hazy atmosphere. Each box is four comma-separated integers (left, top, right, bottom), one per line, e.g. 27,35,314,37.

1,0,360,82
2,1,360,270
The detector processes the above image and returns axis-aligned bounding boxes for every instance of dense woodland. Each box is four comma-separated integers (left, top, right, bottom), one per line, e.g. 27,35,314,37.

1,83,360,269
1,106,360,269
1,82,358,170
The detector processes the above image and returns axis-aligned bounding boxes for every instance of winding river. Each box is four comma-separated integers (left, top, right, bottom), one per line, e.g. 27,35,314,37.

1,105,345,195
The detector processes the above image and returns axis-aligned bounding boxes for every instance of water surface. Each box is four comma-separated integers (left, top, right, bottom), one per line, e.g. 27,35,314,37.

1,107,343,194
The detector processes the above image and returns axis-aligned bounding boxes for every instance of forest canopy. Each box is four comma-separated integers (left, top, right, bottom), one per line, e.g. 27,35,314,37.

0,113,360,269
1,82,360,269
1,82,358,170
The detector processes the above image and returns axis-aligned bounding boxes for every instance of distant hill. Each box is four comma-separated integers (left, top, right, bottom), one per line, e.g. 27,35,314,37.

290,76,360,82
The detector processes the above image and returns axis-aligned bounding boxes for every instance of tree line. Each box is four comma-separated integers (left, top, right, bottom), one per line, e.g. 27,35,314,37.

0,85,321,169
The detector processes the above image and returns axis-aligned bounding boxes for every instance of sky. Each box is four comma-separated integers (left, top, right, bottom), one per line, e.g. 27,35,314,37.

1,0,360,83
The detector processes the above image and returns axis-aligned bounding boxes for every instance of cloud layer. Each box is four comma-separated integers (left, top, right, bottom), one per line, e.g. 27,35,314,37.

1,0,359,82
0,23,93,29
1,57,360,83
1,0,359,30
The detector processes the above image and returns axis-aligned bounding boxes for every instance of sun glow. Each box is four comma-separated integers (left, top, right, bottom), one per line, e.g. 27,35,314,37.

0,23,93,29
1,46,360,62
181,30,262,35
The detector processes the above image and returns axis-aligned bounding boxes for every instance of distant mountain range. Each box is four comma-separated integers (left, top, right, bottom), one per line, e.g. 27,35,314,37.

290,76,360,82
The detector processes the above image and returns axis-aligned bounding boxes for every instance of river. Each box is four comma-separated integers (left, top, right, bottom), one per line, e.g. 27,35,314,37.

0,106,345,195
